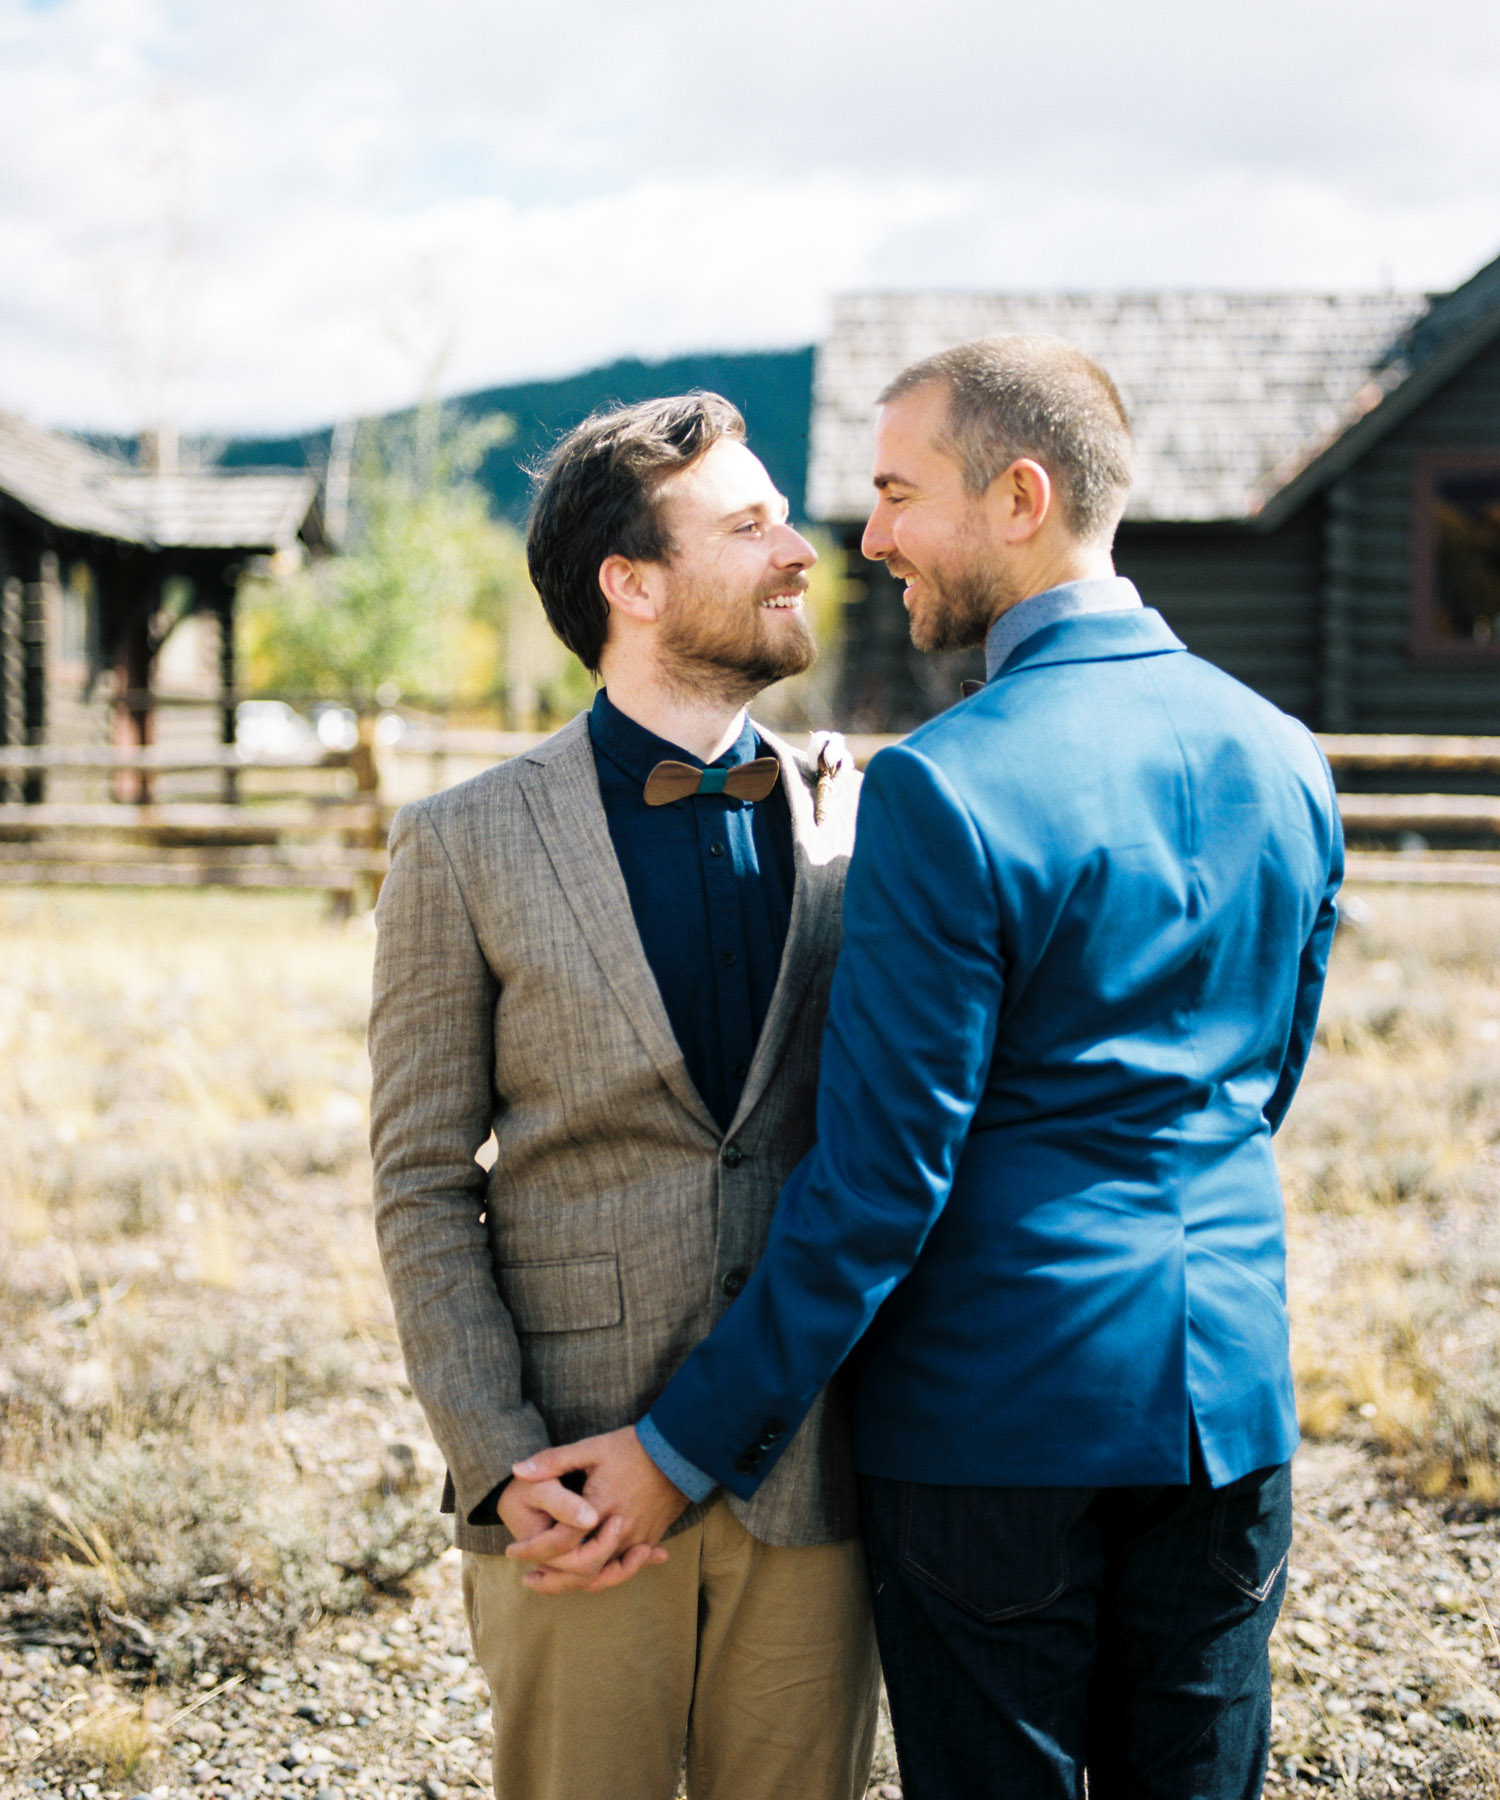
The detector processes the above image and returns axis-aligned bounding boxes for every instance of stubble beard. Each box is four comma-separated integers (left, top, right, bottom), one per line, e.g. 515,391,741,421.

904,526,1023,654
909,563,1003,653
658,574,818,707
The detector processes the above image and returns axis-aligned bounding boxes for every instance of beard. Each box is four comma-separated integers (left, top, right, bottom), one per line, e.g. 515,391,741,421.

658,570,818,705
902,526,1024,654
908,561,1003,653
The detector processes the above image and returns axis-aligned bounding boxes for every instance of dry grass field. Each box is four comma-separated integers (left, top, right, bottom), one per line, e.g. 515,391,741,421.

4,883,1500,1798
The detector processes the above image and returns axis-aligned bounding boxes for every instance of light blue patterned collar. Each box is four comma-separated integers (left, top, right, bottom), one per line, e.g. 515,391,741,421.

983,577,1144,682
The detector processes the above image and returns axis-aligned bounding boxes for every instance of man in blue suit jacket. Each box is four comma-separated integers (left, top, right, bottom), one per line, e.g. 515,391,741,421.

519,337,1343,1800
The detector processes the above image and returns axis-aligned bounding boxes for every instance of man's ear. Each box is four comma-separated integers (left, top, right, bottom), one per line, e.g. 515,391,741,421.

995,458,1053,544
598,553,664,623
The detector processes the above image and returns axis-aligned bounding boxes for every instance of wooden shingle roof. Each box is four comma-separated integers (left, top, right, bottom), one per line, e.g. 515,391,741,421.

1251,252,1500,526
0,412,319,552
809,290,1430,524
0,411,145,541
126,473,322,551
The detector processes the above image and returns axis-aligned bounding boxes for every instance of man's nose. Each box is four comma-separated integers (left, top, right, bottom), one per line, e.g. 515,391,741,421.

861,505,892,562
775,524,818,570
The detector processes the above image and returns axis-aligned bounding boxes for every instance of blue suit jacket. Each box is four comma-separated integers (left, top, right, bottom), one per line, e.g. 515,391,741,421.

649,607,1343,1493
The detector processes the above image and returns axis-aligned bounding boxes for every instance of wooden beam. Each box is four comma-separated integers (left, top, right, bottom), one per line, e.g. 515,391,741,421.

1345,853,1500,887
1319,478,1356,731
0,568,20,803
1317,734,1500,773
0,840,387,871
12,727,1500,779
0,801,385,840
0,744,350,773
21,549,48,803
1338,793,1500,832
0,860,375,892
216,562,238,804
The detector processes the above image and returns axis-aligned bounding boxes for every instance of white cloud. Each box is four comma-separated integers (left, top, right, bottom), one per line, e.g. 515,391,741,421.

0,0,1497,433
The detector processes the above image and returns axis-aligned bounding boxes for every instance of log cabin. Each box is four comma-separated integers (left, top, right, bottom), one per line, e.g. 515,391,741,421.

0,416,322,799
812,251,1500,742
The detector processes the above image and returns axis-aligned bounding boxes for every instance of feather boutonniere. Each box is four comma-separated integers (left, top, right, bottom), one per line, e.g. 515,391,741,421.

808,731,852,826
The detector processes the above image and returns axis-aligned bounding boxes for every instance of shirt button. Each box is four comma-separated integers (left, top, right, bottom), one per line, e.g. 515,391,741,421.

721,950,737,967
721,1267,749,1297
732,1060,749,1080
708,842,725,857
721,1143,745,1168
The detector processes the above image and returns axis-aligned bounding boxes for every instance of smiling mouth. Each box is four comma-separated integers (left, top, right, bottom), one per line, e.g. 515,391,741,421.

759,593,805,610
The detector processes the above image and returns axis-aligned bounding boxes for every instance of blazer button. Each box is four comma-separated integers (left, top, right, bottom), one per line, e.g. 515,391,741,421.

758,1417,786,1447
721,1267,749,1298
721,1143,745,1168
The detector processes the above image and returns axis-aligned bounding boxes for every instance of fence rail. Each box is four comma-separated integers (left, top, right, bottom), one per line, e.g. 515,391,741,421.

0,740,383,901
1317,734,1500,773
5,730,1500,898
0,745,341,773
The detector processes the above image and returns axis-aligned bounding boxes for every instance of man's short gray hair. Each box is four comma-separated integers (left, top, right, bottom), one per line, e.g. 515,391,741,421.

879,335,1135,544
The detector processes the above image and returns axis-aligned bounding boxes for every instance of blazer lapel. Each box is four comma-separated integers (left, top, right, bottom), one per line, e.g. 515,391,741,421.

518,715,720,1139
728,726,845,1134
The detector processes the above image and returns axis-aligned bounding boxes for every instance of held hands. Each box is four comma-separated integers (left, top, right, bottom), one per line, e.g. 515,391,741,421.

504,1426,689,1595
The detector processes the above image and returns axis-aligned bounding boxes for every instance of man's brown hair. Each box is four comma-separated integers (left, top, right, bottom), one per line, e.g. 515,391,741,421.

526,392,746,673
880,335,1135,544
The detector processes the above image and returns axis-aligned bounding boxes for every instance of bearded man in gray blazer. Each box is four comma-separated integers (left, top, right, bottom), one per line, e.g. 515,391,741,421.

368,393,876,1800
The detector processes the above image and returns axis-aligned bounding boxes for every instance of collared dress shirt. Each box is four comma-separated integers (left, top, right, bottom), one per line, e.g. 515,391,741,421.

587,689,795,1135
983,575,1144,681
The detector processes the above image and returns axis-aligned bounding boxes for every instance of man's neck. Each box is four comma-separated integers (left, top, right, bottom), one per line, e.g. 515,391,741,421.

598,663,750,764
991,542,1116,629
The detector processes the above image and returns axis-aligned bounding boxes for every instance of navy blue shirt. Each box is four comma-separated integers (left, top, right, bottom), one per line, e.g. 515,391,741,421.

588,689,795,1132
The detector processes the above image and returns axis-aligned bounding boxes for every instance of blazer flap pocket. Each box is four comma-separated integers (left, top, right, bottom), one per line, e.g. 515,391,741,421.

498,1255,622,1333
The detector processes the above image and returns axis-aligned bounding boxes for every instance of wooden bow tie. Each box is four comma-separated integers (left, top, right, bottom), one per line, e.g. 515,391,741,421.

643,758,781,806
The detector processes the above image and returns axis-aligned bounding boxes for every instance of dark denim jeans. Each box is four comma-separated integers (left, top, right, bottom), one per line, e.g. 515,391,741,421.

859,1453,1291,1800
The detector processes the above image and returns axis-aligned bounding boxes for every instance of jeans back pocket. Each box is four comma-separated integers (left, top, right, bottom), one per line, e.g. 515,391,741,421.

1207,1461,1292,1603
899,1481,1095,1623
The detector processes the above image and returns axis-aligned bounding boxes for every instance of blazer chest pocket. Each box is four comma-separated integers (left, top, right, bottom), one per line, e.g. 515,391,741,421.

497,1255,623,1333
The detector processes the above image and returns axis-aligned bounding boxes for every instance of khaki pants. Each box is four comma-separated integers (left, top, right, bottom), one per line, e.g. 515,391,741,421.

462,1500,879,1800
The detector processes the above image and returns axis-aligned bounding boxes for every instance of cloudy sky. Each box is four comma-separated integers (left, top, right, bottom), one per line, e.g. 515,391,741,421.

3,0,1499,435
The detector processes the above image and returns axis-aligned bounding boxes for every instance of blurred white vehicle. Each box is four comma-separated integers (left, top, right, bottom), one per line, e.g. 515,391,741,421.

311,704,360,752
235,700,317,761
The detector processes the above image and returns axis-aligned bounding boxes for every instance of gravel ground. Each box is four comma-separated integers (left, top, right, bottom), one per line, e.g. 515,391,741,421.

0,1546,902,1799
7,889,1500,1800
6,1442,1500,1799
1268,1444,1500,1797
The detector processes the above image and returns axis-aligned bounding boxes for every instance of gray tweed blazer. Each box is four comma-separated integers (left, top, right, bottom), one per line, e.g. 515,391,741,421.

368,712,861,1555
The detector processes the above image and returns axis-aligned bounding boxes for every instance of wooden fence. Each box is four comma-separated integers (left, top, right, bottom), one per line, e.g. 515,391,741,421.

0,742,386,906
6,731,1500,900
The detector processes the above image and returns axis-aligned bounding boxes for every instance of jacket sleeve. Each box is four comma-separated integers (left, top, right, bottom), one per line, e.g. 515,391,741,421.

646,743,1005,1497
1264,753,1345,1134
368,801,551,1521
